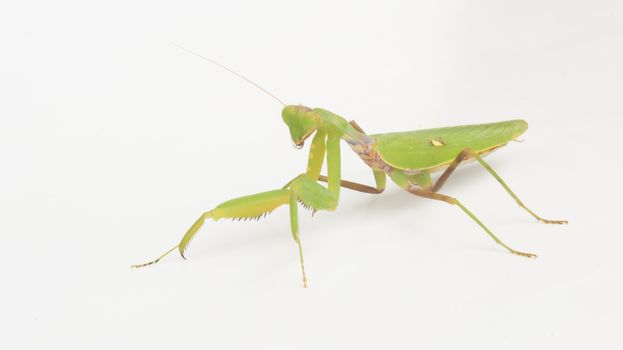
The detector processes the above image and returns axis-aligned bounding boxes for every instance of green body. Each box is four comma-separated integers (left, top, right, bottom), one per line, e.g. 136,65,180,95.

134,104,566,287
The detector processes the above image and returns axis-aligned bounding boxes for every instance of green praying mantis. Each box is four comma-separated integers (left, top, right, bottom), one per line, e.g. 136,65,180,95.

132,45,567,287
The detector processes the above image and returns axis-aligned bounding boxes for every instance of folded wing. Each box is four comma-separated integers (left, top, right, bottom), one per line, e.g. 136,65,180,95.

371,120,528,171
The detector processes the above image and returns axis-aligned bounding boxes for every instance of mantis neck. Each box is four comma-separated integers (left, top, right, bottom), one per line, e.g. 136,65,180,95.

342,125,372,145
313,108,372,145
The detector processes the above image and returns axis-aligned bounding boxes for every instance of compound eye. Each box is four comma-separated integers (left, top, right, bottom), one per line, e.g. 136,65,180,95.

295,142,304,149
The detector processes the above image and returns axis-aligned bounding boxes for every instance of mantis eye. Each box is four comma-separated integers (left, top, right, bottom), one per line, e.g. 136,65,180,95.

294,142,304,149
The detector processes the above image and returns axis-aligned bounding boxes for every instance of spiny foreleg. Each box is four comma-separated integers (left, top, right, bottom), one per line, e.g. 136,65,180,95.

132,177,337,288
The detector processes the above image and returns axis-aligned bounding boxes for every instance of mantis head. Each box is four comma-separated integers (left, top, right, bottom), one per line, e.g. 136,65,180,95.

282,105,320,149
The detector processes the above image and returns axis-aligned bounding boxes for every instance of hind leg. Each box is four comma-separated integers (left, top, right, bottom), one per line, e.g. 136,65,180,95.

389,170,537,258
408,187,537,258
432,148,567,224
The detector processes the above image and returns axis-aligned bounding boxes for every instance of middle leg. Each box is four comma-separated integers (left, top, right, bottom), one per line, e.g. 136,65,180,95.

317,169,386,194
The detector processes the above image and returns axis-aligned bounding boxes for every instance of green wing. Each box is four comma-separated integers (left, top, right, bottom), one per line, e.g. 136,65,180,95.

371,120,528,171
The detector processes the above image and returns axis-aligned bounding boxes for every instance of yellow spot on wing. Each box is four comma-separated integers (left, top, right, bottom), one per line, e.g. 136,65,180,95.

431,139,445,147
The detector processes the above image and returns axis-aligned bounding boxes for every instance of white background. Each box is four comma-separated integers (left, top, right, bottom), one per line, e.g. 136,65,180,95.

1,1,622,349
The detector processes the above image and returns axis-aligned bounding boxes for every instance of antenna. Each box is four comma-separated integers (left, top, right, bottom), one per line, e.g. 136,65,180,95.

170,42,286,106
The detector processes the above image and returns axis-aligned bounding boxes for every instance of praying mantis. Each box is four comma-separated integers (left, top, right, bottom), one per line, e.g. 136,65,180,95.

132,45,567,287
